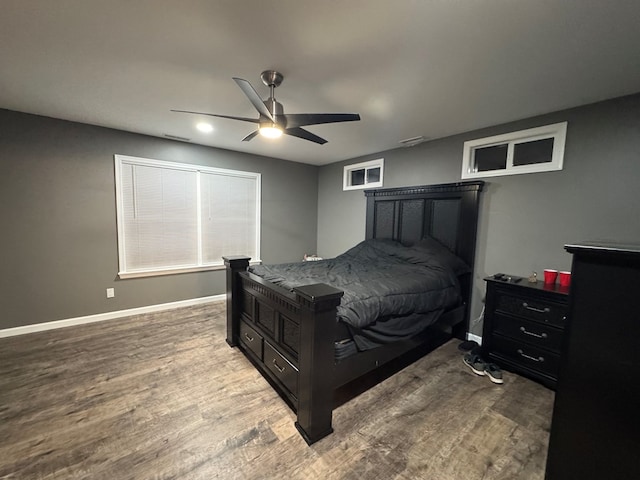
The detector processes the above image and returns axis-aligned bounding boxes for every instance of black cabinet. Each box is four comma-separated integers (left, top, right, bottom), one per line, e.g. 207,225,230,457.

236,290,301,409
482,276,569,389
545,242,640,479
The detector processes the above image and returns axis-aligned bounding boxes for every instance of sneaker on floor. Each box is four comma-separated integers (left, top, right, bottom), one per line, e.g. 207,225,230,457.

463,353,486,376
484,363,504,384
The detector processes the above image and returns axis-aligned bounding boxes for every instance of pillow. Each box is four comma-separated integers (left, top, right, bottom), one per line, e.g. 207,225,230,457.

363,238,408,255
346,237,470,276
339,239,412,265
410,236,471,275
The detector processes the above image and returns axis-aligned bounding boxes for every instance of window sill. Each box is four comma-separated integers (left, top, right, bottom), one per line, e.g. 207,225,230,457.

118,260,261,279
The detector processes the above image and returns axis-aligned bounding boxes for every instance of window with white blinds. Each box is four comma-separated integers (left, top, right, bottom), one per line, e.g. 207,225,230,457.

114,155,261,278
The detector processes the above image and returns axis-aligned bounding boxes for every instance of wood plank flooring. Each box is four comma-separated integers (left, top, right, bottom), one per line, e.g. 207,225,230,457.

0,302,554,479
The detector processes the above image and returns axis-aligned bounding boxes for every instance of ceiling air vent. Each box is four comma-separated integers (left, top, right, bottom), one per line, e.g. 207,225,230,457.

164,134,191,142
399,135,427,147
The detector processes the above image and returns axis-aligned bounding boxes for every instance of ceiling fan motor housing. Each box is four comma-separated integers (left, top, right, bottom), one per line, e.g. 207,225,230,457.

262,97,286,129
260,70,284,88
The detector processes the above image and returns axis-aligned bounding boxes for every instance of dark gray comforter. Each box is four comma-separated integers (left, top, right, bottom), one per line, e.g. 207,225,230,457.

248,239,463,331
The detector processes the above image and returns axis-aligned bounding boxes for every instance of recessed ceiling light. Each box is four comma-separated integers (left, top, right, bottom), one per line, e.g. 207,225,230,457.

196,122,213,133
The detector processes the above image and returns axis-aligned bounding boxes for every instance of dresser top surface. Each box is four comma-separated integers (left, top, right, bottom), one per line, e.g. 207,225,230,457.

485,275,570,296
565,241,640,255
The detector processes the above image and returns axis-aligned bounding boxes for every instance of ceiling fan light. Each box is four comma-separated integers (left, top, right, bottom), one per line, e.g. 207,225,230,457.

259,125,283,138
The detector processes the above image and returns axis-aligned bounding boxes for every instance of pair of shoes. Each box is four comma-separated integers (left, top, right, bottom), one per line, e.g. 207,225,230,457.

484,363,504,384
463,353,486,376
463,353,504,385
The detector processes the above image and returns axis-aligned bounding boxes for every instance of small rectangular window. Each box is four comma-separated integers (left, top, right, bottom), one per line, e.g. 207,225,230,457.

367,167,381,183
474,144,508,172
513,138,555,166
350,168,366,186
462,122,567,179
343,159,384,190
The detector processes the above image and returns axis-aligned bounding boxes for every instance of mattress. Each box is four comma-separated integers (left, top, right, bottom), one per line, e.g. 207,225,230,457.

250,238,468,356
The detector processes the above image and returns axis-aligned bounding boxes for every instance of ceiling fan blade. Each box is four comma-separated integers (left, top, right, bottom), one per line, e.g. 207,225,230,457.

283,127,328,145
284,113,360,128
241,130,260,142
171,110,259,123
232,78,274,121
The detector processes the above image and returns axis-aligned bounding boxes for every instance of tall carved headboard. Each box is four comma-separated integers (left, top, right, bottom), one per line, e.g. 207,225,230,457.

364,181,484,268
364,181,484,334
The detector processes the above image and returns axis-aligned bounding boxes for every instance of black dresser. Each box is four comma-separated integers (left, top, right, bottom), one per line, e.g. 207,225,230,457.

545,242,640,479
482,275,569,389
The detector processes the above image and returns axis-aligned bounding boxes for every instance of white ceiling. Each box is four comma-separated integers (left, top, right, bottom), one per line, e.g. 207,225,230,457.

1,1,639,166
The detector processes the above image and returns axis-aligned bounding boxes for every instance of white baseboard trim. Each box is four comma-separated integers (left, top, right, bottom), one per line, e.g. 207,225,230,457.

466,333,482,345
0,294,226,339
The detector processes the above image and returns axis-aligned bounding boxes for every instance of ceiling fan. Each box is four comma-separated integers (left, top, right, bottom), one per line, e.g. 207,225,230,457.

172,70,361,145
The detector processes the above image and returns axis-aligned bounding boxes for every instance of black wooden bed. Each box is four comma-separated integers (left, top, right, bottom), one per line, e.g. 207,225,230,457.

223,181,484,444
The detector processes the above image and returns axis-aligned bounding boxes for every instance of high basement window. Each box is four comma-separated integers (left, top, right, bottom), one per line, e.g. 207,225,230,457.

461,122,567,179
343,158,384,190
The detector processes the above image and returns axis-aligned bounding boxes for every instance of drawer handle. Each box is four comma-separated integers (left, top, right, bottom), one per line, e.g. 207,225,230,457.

244,333,254,342
519,326,548,339
522,302,550,314
517,349,545,363
272,358,286,373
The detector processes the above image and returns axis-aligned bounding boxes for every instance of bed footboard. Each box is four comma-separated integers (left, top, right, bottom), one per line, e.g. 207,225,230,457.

223,256,343,445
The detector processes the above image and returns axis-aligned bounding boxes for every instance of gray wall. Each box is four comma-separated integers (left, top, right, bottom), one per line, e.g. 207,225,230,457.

4,93,640,335
0,109,318,329
318,93,640,336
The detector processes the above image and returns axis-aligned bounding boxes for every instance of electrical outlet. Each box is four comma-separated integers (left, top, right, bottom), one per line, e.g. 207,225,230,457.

106,288,115,298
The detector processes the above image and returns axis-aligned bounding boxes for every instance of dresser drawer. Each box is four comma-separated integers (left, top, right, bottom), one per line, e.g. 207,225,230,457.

239,320,263,360
495,292,567,328
493,314,564,352
264,342,298,396
491,335,561,378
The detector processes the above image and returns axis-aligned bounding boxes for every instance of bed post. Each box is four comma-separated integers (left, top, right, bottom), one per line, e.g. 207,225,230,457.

293,283,344,445
223,256,251,347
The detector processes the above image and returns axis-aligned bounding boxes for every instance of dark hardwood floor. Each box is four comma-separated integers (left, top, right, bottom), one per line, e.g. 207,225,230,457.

0,302,554,479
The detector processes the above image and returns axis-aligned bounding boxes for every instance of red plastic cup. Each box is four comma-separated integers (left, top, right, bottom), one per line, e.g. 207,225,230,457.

543,269,558,284
559,271,571,287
